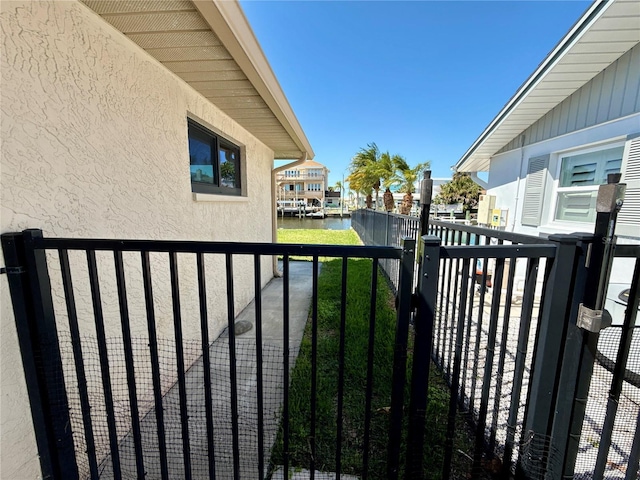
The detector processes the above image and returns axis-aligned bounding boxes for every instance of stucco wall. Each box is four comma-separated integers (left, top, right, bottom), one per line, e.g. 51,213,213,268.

1,1,275,477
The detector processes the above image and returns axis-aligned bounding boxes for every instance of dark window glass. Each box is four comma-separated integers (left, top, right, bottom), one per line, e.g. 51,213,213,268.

188,119,241,195
219,141,239,189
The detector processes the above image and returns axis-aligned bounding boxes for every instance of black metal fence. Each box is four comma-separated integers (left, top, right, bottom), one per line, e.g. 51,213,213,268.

351,210,420,294
4,214,639,480
2,229,417,480
352,209,640,479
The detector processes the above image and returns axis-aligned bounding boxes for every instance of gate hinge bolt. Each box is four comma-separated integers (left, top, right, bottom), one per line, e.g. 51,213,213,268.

576,303,612,332
0,266,26,275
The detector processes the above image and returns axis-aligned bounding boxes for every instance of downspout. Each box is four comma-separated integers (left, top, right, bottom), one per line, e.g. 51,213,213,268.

511,134,526,231
271,153,307,277
469,172,488,190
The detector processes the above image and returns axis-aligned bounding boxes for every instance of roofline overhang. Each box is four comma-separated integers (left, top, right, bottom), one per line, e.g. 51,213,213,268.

192,0,315,160
454,0,612,173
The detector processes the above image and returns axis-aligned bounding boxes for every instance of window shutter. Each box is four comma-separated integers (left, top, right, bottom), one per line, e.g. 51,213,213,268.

521,154,549,227
618,136,640,228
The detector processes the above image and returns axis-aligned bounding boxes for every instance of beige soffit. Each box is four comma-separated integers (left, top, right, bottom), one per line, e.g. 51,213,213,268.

81,0,314,160
455,0,640,173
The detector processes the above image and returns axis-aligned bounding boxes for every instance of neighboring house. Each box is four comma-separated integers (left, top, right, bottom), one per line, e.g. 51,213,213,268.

454,0,640,285
387,177,450,213
275,160,330,207
325,190,341,207
0,1,313,478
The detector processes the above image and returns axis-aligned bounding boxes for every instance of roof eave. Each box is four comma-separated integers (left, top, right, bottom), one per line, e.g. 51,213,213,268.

192,0,314,160
454,0,611,173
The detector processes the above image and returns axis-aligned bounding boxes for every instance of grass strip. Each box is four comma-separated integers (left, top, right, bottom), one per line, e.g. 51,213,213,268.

276,229,361,246
270,257,397,477
276,229,361,261
271,229,475,479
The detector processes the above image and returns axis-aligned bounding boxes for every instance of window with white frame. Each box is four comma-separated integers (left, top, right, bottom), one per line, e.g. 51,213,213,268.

554,146,624,223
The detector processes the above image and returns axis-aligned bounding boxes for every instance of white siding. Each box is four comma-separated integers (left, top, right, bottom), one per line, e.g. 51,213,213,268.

1,1,275,477
486,113,640,239
497,43,640,154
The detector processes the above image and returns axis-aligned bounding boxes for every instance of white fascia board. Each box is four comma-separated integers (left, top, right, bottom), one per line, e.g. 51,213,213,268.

193,0,315,159
454,0,612,173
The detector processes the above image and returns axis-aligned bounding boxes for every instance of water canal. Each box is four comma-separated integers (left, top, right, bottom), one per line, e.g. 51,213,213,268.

277,216,352,230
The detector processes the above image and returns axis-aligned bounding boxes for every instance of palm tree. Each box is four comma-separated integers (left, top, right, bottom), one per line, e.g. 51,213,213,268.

395,159,430,215
347,143,381,209
374,151,398,212
346,168,369,208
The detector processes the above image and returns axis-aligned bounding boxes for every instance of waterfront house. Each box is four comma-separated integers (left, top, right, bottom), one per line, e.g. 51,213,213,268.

275,160,330,208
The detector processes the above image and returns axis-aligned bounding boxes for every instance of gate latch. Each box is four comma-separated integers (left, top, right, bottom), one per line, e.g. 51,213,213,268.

576,303,612,333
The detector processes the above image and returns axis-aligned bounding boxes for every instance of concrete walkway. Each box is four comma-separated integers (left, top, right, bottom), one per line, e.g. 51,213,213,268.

98,261,316,479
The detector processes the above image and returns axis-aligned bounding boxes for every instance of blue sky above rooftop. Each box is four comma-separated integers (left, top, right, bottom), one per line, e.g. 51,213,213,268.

240,0,591,186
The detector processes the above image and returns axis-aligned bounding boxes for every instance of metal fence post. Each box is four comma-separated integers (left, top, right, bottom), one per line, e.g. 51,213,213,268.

405,236,440,479
1,229,79,479
419,170,433,238
545,234,593,479
519,233,581,478
385,212,390,247
387,237,416,480
560,177,626,478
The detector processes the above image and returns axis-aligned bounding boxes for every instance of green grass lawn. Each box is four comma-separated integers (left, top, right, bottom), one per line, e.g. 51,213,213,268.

277,228,361,246
271,228,472,479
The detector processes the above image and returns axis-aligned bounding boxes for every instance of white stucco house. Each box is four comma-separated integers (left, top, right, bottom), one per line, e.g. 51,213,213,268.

0,1,313,477
455,0,639,254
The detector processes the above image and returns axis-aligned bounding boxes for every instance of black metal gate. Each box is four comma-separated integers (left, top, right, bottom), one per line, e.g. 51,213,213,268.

2,229,418,480
353,207,640,480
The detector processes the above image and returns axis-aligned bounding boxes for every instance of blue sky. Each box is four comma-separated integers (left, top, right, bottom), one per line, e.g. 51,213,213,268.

240,0,591,187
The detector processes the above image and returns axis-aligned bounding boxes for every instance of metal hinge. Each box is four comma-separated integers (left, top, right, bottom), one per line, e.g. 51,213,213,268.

576,303,612,333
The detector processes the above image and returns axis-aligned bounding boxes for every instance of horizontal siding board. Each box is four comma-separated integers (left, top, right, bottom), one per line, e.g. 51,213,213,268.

101,12,208,33
581,28,640,42
571,41,638,55
126,31,222,49
178,71,247,82
147,46,233,62
82,0,194,14
166,60,241,72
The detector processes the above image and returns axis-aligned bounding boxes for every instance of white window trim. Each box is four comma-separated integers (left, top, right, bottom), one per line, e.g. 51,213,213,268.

545,141,626,229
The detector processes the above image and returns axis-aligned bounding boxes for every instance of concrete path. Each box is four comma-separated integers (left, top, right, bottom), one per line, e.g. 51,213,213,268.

98,261,316,479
